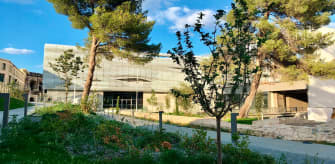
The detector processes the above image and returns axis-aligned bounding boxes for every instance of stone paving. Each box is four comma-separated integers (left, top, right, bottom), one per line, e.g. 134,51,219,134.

118,111,335,144
0,102,46,126
99,112,335,164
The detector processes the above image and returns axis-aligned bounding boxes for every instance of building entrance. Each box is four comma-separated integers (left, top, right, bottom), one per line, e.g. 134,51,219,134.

103,91,143,109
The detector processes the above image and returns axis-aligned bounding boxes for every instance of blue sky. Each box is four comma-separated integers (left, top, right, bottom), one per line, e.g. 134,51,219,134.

0,0,334,73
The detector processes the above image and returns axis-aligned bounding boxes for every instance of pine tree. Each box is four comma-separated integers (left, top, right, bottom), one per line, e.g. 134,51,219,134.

236,0,335,117
47,0,161,112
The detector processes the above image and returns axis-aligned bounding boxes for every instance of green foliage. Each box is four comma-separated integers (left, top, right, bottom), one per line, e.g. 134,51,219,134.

255,92,264,113
0,97,33,111
7,82,24,100
49,49,84,103
34,103,81,115
0,107,281,164
165,95,171,109
146,89,158,110
180,129,217,155
224,117,258,125
222,136,276,164
171,83,194,112
232,0,335,81
48,0,161,108
86,91,101,112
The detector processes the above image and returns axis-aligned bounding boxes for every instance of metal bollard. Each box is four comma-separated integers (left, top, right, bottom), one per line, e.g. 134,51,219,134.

22,94,28,117
1,93,10,128
159,111,164,132
231,113,238,142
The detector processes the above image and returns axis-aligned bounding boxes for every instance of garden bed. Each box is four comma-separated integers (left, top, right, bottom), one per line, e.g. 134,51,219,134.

0,105,279,164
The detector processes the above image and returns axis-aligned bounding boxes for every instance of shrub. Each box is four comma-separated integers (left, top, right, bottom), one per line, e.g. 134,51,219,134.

34,103,80,115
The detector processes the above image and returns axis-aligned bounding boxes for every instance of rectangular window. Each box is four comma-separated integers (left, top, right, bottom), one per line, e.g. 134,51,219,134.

2,63,5,70
0,73,4,82
8,75,11,84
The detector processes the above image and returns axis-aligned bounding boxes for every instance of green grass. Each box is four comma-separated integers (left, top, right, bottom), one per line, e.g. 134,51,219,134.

224,118,258,125
0,97,33,111
166,112,207,118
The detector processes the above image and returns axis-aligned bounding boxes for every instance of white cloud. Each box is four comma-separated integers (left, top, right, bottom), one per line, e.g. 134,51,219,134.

35,64,43,68
0,47,34,55
328,22,335,28
1,0,35,4
142,0,216,31
162,7,216,31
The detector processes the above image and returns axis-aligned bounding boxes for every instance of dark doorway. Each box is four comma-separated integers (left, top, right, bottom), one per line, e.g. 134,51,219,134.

103,92,143,109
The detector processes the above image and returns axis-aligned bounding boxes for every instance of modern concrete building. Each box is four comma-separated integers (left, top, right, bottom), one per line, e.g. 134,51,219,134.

0,58,27,92
44,28,335,122
255,27,335,122
43,44,186,112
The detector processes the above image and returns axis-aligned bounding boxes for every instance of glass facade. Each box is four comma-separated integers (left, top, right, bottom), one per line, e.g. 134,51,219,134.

103,91,143,109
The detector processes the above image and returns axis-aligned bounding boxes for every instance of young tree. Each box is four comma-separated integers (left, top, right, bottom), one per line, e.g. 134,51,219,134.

254,92,264,120
171,83,194,113
237,0,335,117
168,1,260,163
49,49,84,103
146,89,158,111
47,0,161,111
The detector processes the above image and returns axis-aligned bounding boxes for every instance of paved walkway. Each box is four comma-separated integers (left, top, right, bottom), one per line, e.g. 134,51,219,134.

0,102,46,125
98,112,335,164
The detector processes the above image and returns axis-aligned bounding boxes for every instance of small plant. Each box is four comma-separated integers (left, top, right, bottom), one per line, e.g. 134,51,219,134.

180,129,216,155
255,92,264,120
165,95,171,109
146,89,158,111
86,91,101,113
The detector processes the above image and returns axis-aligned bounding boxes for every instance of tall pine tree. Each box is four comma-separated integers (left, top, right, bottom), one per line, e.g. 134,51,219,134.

47,0,161,111
234,0,335,117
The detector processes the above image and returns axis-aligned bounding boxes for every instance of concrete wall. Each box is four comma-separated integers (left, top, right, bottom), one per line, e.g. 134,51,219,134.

43,44,185,94
43,44,186,112
308,76,335,122
143,92,202,114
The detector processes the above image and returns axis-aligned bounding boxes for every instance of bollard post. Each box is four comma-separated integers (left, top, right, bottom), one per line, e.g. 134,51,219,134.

231,113,238,143
22,94,28,117
159,111,164,132
1,93,10,128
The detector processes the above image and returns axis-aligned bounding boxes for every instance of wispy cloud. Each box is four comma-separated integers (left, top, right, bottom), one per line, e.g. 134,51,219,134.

0,47,34,55
328,22,335,28
35,64,43,68
150,6,216,31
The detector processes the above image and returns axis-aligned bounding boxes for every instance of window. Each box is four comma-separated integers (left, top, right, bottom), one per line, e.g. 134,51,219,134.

2,63,6,70
0,73,4,82
8,75,11,84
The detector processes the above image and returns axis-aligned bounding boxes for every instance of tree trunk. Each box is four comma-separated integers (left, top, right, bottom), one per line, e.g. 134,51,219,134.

239,55,264,118
216,117,222,164
81,35,98,111
65,86,68,104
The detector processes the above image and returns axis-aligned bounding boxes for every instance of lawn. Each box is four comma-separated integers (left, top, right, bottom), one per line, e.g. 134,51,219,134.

0,104,280,164
0,97,33,111
224,118,258,125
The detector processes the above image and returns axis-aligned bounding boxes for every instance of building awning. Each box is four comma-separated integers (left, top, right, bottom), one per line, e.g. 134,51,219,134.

258,80,307,92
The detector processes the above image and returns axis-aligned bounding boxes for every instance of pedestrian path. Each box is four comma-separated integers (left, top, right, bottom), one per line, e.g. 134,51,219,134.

99,113,335,164
0,103,45,125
